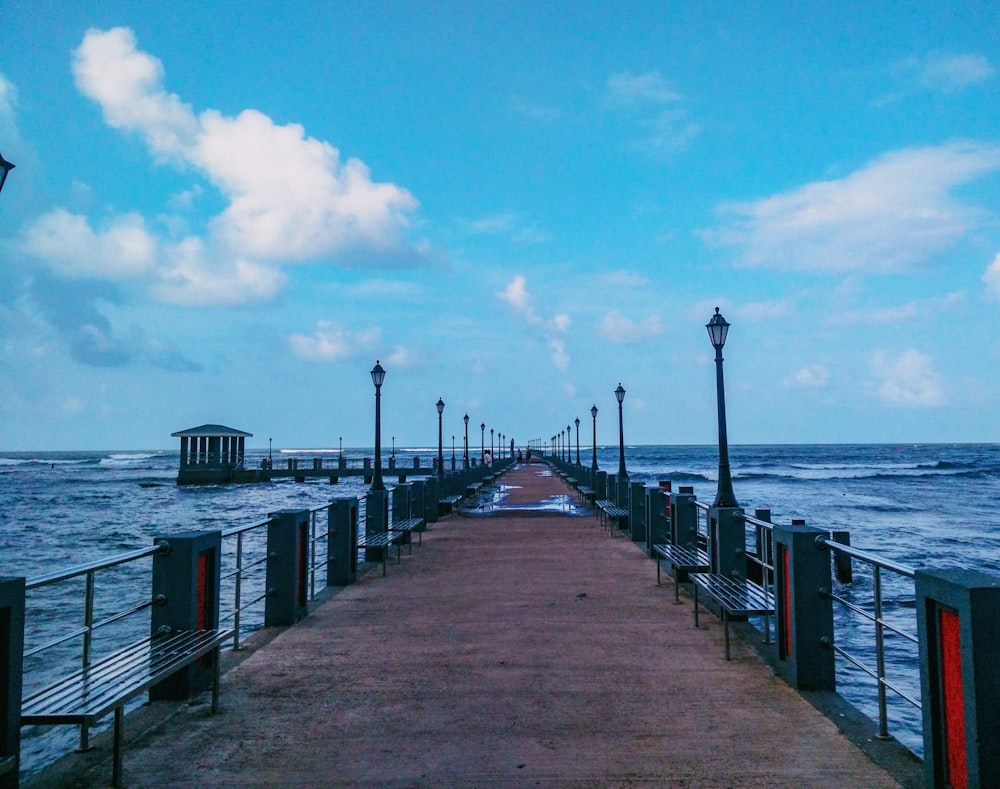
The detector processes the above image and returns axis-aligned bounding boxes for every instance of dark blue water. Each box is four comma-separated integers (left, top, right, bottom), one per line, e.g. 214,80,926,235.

5,443,999,771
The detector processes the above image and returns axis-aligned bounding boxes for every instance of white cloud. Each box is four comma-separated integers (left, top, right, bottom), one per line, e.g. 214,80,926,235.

23,209,157,279
0,73,17,131
707,143,1000,272
466,212,550,245
289,321,380,363
983,252,1000,300
23,27,422,307
606,71,681,105
597,310,664,343
602,269,648,288
785,364,829,388
497,274,571,369
917,53,995,92
871,348,945,407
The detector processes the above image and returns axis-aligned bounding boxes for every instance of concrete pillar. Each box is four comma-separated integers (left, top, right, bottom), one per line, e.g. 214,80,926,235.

670,487,698,548
596,470,607,500
327,497,358,586
179,436,190,467
150,530,222,700
645,486,669,557
0,578,25,789
410,480,427,532
606,474,617,504
773,520,834,691
629,481,646,543
618,475,630,509
264,510,309,627
423,477,439,524
917,568,1000,789
364,490,389,561
709,505,745,580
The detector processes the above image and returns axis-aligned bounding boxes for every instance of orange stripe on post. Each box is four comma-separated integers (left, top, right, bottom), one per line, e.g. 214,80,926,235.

939,608,967,789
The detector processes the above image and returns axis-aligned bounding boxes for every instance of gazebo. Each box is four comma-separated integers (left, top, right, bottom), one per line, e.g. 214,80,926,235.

171,423,253,485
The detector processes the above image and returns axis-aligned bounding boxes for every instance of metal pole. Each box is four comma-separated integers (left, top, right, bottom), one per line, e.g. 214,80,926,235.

591,409,598,469
373,381,385,491
713,344,737,507
617,401,626,477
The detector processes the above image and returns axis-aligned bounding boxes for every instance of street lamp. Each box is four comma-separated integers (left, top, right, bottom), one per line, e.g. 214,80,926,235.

490,428,494,459
436,397,445,477
481,422,486,462
370,361,386,491
615,383,627,477
575,418,581,465
0,151,14,196
463,413,470,468
566,424,571,462
590,405,598,469
707,307,738,508
268,437,272,467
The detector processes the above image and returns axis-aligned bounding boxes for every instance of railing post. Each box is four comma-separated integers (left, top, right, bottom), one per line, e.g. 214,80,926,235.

265,510,309,627
606,474,617,505
423,477,439,524
772,521,834,690
708,505,745,580
151,530,223,700
644,486,668,558
0,578,25,789
327,498,358,586
916,568,1000,789
670,487,697,548
595,470,607,501
628,481,646,543
410,480,427,532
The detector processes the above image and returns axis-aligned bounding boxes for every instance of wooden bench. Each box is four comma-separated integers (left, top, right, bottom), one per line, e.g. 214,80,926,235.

595,499,628,531
652,543,710,603
688,572,774,660
438,494,462,514
21,627,233,787
576,486,596,505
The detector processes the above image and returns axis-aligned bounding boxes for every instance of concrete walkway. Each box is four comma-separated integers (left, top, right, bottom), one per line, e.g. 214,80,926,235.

38,464,907,787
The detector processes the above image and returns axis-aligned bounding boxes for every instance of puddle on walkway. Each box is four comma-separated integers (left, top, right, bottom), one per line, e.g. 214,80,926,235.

461,483,593,517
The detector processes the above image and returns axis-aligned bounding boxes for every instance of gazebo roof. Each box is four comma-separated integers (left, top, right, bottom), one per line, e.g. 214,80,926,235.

171,423,253,438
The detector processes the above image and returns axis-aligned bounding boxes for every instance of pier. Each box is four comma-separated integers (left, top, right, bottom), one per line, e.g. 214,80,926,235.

23,464,915,787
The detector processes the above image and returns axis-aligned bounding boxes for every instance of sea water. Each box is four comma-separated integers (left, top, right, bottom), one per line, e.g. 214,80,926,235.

4,443,999,772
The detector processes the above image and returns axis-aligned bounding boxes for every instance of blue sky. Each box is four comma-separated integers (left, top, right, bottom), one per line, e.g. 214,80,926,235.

2,1,1000,451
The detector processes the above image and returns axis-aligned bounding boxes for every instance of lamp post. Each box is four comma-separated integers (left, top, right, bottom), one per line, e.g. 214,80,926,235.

436,397,445,477
463,413,470,468
615,383,627,477
0,151,14,196
370,361,386,491
481,422,485,462
566,424,571,462
392,436,395,460
268,437,272,467
707,307,738,508
490,428,494,459
575,418,581,465
590,405,598,469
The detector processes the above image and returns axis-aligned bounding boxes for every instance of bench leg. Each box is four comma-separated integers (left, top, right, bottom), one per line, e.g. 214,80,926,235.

723,610,731,661
693,585,700,628
674,570,682,604
112,706,124,788
212,647,221,714
382,549,387,577
656,557,661,585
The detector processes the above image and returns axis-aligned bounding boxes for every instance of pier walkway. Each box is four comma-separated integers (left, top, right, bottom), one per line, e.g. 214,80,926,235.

36,464,903,787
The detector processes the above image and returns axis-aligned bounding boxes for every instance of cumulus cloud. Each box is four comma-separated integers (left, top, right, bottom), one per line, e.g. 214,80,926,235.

497,274,571,369
289,321,381,363
706,143,1000,272
24,27,421,307
871,348,945,407
596,310,664,343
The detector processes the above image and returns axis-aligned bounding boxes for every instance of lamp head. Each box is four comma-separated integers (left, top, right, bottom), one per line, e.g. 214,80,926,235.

370,360,386,387
706,307,730,350
591,404,598,418
575,418,580,427
615,383,626,404
464,413,469,425
436,397,445,415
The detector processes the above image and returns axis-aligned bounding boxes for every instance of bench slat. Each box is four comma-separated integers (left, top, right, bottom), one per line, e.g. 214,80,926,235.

22,629,233,724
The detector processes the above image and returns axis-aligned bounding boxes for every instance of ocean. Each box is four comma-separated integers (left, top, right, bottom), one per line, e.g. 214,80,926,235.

4,442,1000,773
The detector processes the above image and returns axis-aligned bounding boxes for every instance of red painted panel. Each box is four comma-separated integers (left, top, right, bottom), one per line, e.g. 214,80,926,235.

196,552,207,629
939,608,967,789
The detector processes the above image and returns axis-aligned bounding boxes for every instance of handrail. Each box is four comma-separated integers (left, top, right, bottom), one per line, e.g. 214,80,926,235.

815,534,916,578
26,543,164,589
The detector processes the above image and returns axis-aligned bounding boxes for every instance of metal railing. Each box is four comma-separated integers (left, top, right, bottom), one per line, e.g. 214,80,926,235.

816,535,919,741
23,543,166,750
